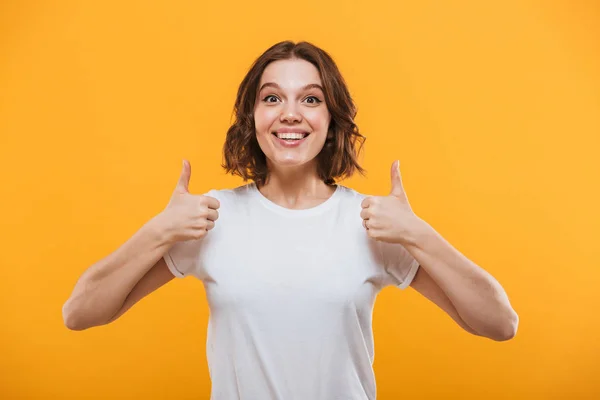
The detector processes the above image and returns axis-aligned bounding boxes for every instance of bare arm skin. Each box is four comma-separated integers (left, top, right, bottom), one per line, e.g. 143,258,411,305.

62,160,219,330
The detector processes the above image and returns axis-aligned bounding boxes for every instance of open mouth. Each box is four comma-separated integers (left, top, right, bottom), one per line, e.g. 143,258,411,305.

271,132,310,141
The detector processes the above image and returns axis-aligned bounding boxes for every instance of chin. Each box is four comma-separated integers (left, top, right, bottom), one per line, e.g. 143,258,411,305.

267,153,315,169
272,157,308,168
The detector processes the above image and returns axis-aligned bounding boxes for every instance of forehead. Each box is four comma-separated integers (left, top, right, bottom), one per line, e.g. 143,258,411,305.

259,58,322,88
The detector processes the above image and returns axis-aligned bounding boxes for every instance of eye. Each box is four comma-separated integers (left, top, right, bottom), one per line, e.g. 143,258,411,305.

262,95,280,103
304,96,322,105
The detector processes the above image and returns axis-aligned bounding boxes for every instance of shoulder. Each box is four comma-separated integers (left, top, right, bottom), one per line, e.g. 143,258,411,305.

204,183,370,214
336,184,369,210
331,184,373,231
202,183,255,209
337,184,368,198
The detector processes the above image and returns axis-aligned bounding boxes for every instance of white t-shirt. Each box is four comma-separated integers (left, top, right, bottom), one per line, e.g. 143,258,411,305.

163,182,420,400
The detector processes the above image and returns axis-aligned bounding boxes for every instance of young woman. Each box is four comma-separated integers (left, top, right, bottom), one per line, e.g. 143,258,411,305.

63,41,518,399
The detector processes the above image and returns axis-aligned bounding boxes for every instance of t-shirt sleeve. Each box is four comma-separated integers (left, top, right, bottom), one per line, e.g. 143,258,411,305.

164,237,207,278
378,241,420,289
162,190,216,279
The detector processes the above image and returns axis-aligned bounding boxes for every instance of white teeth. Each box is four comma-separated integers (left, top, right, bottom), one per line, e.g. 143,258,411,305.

276,132,306,140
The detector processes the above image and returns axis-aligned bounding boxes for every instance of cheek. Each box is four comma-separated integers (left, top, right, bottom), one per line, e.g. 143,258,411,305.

254,106,279,133
305,108,331,131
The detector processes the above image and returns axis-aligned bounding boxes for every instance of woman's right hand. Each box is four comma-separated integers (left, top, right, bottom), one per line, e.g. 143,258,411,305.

159,160,220,243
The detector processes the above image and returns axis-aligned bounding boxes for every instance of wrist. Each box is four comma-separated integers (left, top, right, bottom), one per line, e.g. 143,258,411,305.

401,216,434,249
146,212,176,247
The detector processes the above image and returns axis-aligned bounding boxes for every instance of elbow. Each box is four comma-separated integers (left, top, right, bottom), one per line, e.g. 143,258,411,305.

62,299,113,331
492,309,519,342
62,300,90,331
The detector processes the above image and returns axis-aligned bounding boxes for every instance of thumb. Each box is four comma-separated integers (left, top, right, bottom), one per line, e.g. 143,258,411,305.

390,160,405,198
175,159,191,193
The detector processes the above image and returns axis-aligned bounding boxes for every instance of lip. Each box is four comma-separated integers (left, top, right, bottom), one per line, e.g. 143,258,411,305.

275,127,310,134
271,132,310,148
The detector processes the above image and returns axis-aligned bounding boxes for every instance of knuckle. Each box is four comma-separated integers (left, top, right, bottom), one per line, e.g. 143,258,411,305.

198,205,209,216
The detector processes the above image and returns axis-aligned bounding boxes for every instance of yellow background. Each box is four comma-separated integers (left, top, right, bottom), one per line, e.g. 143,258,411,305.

1,0,599,398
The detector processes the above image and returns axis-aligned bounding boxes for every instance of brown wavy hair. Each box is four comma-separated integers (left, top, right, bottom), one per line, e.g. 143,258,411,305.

221,41,366,186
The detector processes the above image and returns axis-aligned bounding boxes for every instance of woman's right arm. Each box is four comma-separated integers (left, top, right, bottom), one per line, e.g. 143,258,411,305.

62,160,219,330
62,214,175,331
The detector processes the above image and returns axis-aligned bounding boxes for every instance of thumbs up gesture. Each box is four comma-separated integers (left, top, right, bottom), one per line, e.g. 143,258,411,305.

160,160,220,244
360,160,422,244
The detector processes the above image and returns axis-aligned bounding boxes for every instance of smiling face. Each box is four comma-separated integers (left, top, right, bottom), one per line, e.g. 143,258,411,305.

254,58,331,173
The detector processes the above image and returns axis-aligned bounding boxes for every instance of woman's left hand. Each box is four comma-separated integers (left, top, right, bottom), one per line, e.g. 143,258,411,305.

360,160,423,245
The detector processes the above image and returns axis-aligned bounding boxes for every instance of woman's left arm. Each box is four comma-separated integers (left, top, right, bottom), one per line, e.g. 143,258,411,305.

360,160,519,341
403,219,519,341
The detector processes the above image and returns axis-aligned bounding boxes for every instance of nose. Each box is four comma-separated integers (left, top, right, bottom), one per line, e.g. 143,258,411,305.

280,102,302,123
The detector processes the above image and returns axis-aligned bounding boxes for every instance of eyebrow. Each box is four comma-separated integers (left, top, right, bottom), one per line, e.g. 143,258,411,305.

258,82,324,93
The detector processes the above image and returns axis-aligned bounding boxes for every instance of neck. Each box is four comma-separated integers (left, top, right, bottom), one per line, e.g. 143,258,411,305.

257,162,336,210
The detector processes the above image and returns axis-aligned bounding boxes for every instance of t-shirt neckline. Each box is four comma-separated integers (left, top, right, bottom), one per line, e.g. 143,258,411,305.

249,182,342,217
